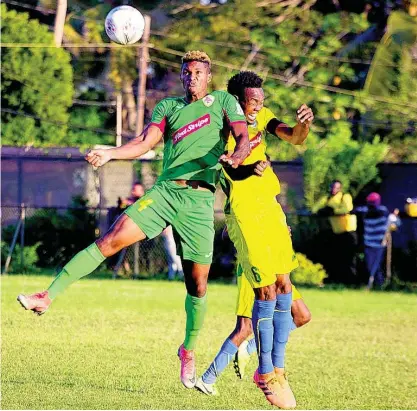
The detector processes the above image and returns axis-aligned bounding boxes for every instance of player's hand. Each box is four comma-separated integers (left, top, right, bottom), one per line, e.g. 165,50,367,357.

253,160,270,177
85,149,112,168
219,154,239,169
296,104,314,125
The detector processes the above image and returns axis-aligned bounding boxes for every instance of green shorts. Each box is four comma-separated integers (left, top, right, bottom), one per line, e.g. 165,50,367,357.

125,180,215,264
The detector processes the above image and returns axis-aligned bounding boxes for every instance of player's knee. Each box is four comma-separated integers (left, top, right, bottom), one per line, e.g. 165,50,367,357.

185,280,207,298
96,236,121,257
275,274,292,294
295,309,312,327
194,283,207,298
254,284,276,301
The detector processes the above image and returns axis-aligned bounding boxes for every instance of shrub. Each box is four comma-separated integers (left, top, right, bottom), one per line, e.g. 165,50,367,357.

1,241,40,273
292,253,327,286
2,197,97,269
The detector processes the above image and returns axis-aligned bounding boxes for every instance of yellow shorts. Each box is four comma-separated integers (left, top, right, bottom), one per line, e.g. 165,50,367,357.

235,264,302,317
226,198,298,289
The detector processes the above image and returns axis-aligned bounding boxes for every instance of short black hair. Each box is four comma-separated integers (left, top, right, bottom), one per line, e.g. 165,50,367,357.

227,71,263,102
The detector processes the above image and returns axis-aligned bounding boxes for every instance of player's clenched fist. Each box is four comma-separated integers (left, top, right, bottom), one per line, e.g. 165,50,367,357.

253,160,270,177
296,104,314,125
85,149,112,168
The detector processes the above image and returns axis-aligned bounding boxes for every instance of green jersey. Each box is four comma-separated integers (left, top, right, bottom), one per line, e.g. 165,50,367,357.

150,90,246,187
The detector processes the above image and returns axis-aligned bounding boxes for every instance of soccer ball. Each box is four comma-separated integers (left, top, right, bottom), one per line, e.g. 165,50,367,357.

105,5,145,45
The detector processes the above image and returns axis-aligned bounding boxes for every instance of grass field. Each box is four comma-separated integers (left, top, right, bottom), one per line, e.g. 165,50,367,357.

2,275,417,410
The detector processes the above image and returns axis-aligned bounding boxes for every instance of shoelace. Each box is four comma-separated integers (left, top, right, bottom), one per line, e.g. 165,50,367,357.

33,292,47,299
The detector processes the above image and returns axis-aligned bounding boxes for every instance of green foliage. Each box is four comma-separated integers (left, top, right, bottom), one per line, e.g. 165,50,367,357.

385,136,417,162
1,4,74,146
292,253,327,286
304,132,389,210
1,242,40,273
2,197,96,268
363,11,417,142
67,106,114,148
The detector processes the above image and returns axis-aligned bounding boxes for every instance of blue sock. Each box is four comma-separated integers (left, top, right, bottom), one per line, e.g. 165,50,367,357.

272,292,292,369
202,338,238,384
247,337,257,355
252,299,275,375
247,317,296,357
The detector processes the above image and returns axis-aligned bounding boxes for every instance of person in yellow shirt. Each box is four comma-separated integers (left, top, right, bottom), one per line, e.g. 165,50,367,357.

312,180,358,283
195,71,313,408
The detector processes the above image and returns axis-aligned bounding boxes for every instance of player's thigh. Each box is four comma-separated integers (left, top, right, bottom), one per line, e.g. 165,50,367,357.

97,213,148,257
235,263,255,318
124,185,173,240
174,189,215,265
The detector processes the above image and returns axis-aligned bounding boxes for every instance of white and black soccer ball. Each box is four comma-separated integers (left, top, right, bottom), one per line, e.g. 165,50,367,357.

105,5,145,45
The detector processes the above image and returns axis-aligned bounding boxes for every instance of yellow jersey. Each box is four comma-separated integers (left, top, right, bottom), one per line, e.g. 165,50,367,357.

223,107,281,208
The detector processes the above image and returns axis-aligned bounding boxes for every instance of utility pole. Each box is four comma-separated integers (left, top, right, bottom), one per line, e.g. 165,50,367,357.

54,0,67,47
135,15,151,137
116,93,122,146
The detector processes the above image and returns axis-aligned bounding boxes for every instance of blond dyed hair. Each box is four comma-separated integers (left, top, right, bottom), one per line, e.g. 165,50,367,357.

182,50,211,69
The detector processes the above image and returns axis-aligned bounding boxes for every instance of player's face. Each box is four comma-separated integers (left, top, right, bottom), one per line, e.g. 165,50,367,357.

330,182,342,196
132,184,144,199
242,88,264,124
180,61,211,97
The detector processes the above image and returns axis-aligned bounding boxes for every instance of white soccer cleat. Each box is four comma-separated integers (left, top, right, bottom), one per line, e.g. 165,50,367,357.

195,377,219,396
233,340,251,379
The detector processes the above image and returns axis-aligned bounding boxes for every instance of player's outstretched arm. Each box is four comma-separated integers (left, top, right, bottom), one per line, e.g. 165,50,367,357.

220,122,250,169
268,104,314,146
85,125,163,167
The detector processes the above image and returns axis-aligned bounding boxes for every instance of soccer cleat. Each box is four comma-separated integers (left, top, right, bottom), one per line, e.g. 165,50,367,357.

17,291,52,315
233,340,251,379
253,369,283,407
195,377,219,396
177,344,197,388
272,368,296,409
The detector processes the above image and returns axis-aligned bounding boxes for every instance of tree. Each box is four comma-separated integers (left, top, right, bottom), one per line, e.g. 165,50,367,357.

304,130,389,211
1,5,74,146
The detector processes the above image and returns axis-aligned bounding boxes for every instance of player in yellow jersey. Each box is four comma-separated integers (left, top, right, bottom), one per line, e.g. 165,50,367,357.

195,71,313,408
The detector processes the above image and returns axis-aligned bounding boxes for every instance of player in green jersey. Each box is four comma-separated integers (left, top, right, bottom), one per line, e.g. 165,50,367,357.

17,50,250,389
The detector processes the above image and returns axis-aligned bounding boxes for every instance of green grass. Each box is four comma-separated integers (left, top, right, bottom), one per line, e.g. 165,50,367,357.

2,275,417,410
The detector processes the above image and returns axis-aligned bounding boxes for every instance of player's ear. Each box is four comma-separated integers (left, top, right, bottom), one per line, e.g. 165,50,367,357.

207,71,212,83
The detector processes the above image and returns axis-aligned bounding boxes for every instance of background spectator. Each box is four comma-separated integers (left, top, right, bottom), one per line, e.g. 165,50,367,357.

161,226,184,281
312,180,358,284
355,193,400,290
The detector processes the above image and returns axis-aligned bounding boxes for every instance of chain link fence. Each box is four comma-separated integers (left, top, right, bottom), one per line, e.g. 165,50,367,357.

1,204,227,279
2,204,416,285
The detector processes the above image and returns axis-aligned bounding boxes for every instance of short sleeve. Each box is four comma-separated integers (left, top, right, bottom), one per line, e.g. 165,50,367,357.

263,107,284,134
221,92,246,125
263,107,277,126
150,100,169,133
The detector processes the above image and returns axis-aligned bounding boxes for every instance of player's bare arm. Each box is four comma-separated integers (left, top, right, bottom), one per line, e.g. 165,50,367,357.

85,125,163,167
219,122,250,168
268,104,314,146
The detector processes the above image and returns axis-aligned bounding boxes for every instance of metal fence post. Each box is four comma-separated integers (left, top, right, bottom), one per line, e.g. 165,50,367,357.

133,242,140,279
3,212,23,274
20,203,25,270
